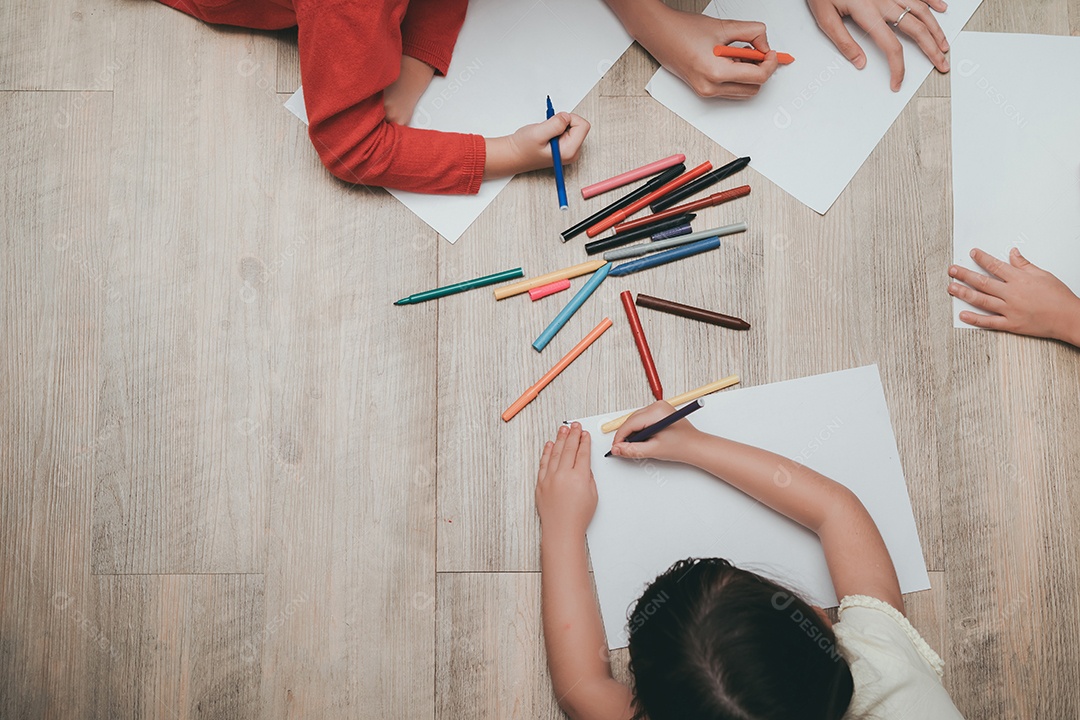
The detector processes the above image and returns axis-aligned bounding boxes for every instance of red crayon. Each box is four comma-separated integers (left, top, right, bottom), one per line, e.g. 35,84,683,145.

620,291,663,400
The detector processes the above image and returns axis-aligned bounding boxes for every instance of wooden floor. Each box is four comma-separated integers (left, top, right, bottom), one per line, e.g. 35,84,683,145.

2,1,1078,718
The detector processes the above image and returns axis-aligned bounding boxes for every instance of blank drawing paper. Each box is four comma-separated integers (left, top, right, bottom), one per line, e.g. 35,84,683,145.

284,0,633,243
646,0,981,214
575,365,930,650
951,32,1080,328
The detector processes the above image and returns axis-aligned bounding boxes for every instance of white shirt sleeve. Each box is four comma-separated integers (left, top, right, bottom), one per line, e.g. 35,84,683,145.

833,595,966,720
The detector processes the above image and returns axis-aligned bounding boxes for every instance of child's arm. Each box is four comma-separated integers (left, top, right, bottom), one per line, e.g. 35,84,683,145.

611,405,905,612
603,0,779,99
949,247,1080,346
537,424,636,720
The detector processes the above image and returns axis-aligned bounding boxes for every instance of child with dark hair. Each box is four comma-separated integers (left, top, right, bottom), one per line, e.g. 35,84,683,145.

536,410,964,720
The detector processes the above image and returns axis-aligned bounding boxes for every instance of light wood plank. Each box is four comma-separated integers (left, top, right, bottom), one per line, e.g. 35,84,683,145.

0,0,114,90
91,2,280,574
0,89,111,720
88,574,263,720
253,99,438,720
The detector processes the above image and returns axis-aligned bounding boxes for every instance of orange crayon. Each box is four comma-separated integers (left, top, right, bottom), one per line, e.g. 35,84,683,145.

714,45,795,65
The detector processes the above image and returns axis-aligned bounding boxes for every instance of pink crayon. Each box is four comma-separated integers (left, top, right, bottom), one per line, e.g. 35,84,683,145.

528,279,572,301
580,154,686,200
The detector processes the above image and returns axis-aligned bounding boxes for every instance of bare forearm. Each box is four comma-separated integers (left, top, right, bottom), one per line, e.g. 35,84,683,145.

540,531,634,719
602,0,671,51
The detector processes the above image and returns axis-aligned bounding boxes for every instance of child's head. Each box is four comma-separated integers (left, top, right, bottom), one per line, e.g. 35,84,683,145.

627,558,853,720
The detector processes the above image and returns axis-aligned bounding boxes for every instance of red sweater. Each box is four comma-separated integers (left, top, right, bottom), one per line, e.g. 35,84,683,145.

156,0,486,194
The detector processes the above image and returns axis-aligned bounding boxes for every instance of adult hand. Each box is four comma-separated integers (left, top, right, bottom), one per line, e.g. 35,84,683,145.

807,0,950,91
948,247,1080,346
640,9,779,99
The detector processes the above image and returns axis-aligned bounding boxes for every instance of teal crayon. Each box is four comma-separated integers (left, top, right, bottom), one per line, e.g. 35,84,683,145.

394,267,524,305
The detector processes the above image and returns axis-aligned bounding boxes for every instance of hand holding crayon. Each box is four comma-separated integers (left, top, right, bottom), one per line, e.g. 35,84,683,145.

608,401,703,462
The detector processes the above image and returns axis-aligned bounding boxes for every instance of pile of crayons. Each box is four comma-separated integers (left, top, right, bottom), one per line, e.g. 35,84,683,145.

394,152,756,423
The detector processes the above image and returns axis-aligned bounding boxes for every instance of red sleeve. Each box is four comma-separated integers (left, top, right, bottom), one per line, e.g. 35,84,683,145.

294,0,485,195
399,0,468,76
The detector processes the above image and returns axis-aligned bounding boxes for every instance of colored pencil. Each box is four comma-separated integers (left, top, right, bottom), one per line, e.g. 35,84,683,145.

615,185,751,233
605,398,704,456
585,161,713,238
602,222,747,261
529,279,572,301
609,237,721,277
584,214,696,256
620,290,663,401
714,45,795,64
503,318,613,421
546,96,568,210
533,263,611,351
636,293,751,330
494,260,605,300
600,374,740,433
581,154,686,199
395,267,523,305
561,165,685,242
650,157,751,212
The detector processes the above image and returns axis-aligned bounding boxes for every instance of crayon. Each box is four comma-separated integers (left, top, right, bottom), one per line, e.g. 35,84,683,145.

621,290,663,401
602,222,747,262
561,165,685,242
600,374,740,433
608,237,721,277
529,279,572,301
494,260,605,300
395,267,524,305
636,293,751,330
650,157,751,212
581,154,686,199
585,161,713,238
533,263,611,351
714,45,795,64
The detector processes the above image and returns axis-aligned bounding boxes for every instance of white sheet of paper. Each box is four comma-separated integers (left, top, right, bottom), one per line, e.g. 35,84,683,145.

576,365,930,650
645,0,981,214
951,32,1080,327
284,0,633,243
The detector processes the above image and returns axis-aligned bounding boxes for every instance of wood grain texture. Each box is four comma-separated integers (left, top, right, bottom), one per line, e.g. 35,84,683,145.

2,1,1080,719
91,2,281,574
0,88,111,720
0,0,114,90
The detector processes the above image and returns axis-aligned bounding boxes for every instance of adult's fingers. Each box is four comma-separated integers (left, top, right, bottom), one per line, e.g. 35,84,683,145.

958,310,1009,331
896,5,949,71
717,53,779,85
948,281,1007,315
970,248,1017,281
812,4,867,69
723,19,771,53
948,264,1006,298
852,3,906,90
906,1,949,53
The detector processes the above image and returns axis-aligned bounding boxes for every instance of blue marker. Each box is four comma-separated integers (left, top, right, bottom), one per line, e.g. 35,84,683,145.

609,237,721,277
532,263,611,352
547,96,568,210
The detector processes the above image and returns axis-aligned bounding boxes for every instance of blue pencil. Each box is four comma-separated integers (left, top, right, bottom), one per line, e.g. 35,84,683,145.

546,96,568,210
608,237,721,277
533,263,611,352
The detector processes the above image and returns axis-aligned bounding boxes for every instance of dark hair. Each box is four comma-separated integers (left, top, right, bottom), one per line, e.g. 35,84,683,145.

627,558,853,720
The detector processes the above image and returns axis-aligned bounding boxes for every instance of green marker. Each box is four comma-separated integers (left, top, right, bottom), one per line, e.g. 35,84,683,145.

394,267,524,305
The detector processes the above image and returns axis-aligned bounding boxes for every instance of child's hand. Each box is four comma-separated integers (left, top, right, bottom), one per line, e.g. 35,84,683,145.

609,401,702,462
635,8,778,99
807,0,950,92
484,112,590,179
383,56,436,126
949,247,1080,346
535,423,598,537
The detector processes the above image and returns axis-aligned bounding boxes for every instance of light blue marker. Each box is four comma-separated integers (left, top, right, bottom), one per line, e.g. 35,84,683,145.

532,263,611,352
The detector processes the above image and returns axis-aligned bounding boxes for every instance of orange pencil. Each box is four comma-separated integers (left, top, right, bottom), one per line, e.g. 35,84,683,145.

585,161,713,238
502,318,613,422
613,185,752,234
714,45,795,65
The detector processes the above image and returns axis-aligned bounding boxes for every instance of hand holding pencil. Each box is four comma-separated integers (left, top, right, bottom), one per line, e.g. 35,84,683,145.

608,401,703,462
